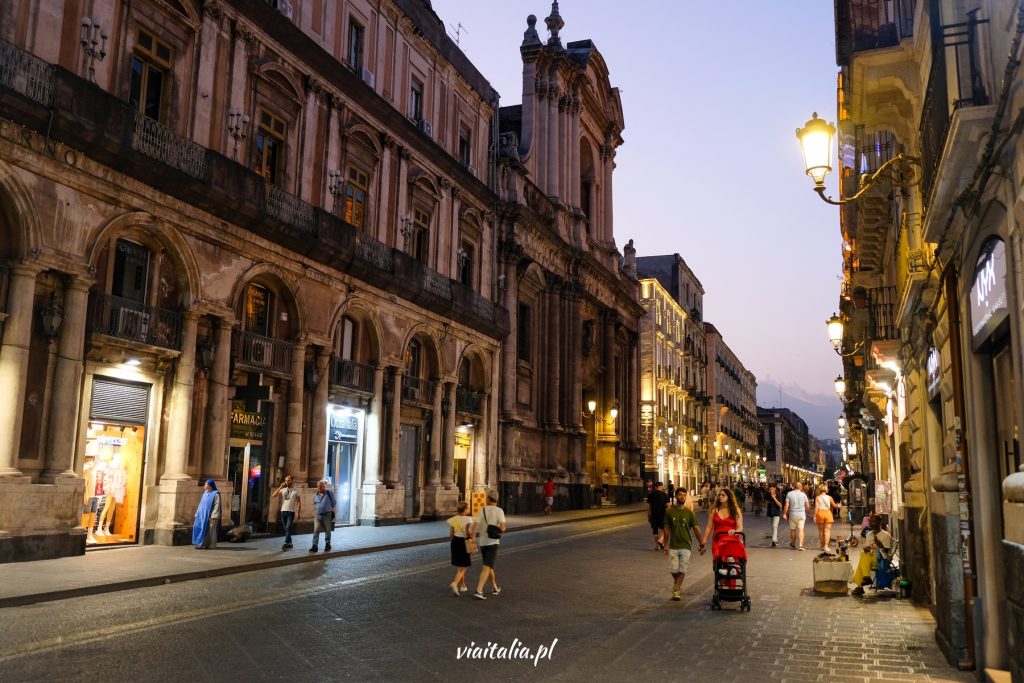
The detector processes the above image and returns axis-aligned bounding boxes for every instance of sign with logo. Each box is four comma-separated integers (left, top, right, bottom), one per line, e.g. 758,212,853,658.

328,411,359,443
970,239,1008,350
230,400,266,441
926,347,941,399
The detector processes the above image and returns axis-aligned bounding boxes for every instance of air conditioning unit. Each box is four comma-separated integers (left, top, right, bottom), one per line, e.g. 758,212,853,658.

116,307,150,342
417,119,432,137
271,0,293,19
361,68,375,88
249,337,273,367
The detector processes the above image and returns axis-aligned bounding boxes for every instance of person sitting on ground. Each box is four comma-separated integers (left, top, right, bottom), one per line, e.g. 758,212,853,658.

851,514,893,596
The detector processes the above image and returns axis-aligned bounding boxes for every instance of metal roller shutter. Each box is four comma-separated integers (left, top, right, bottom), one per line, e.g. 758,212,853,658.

90,377,150,425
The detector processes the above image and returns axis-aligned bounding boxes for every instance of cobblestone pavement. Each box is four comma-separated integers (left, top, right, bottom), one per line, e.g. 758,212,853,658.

0,511,972,682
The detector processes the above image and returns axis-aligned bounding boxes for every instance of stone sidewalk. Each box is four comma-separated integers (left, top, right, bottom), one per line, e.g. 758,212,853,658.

0,503,645,608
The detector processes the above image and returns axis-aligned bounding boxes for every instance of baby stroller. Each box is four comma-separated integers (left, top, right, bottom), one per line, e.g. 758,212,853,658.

710,531,751,611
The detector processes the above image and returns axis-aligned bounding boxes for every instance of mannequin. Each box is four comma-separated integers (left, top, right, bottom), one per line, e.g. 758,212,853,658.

83,459,98,543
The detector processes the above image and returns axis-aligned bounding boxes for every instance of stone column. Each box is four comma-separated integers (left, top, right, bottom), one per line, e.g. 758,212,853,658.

161,311,199,482
567,290,583,474
376,138,394,243
545,286,561,427
41,278,90,481
0,265,39,478
602,147,615,243
395,148,410,245
602,311,616,430
535,81,547,191
570,100,581,208
362,365,385,487
385,366,402,485
429,380,443,485
200,317,233,481
442,381,457,486
547,81,560,200
285,341,307,479
306,347,331,482
500,257,519,416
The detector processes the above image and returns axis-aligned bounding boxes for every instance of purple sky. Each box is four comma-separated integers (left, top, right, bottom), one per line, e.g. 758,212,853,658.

431,1,844,438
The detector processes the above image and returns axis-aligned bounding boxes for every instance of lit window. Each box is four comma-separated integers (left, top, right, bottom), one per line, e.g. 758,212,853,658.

345,167,369,229
255,110,286,185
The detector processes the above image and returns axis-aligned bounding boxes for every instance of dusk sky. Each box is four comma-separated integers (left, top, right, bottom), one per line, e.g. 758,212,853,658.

431,0,844,438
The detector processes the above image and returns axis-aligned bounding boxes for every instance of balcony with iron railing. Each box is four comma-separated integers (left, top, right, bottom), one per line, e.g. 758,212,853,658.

402,375,435,405
330,357,375,394
0,36,509,342
235,330,293,375
456,386,484,415
919,11,991,210
86,292,183,351
836,0,916,65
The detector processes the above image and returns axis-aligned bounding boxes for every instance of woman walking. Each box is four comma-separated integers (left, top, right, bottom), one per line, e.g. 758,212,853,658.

813,483,841,551
766,484,783,546
447,501,476,596
700,487,744,562
192,480,221,549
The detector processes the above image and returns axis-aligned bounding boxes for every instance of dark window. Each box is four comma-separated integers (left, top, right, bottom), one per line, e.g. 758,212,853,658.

410,79,423,121
112,239,151,304
255,110,286,185
407,339,422,378
345,167,369,229
348,20,365,71
457,241,474,288
517,303,531,363
129,29,172,123
412,208,430,263
244,284,273,336
458,125,472,166
338,316,358,360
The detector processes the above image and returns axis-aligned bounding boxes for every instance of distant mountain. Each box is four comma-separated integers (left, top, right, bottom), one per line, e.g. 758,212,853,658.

755,385,839,441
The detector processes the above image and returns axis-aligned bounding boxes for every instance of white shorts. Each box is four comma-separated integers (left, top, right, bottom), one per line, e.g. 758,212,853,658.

789,516,806,530
545,497,553,505
668,548,691,574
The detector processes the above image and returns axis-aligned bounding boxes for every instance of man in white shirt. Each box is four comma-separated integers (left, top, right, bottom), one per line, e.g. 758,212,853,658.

272,475,302,551
473,493,507,600
782,481,811,551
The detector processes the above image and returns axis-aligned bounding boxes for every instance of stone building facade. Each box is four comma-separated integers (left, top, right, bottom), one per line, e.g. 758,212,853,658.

492,5,644,513
757,407,812,485
703,322,758,484
636,254,710,494
829,0,1024,675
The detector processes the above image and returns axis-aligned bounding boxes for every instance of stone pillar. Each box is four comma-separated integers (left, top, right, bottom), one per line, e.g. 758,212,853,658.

547,81,560,200
41,278,90,481
200,318,233,481
602,147,615,243
363,365,385,487
535,81,547,191
161,311,199,481
570,100,581,208
285,341,307,479
442,381,457,486
429,379,443,485
501,258,519,416
385,367,402,485
545,286,561,427
376,138,394,243
568,290,583,474
306,347,331,482
602,311,616,430
395,148,410,244
0,265,39,478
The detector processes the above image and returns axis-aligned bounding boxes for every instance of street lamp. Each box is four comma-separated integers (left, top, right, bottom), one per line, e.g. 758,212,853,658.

826,313,864,357
796,112,922,205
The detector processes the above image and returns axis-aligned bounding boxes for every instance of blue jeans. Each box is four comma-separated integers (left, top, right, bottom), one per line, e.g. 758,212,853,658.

280,511,295,543
312,513,332,548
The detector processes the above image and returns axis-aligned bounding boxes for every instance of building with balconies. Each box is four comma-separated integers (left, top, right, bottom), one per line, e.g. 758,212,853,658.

830,0,1024,674
636,254,710,494
703,322,758,484
0,0,514,561
757,407,812,485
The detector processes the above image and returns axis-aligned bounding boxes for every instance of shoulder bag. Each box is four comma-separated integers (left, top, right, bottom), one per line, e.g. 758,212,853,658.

484,507,502,540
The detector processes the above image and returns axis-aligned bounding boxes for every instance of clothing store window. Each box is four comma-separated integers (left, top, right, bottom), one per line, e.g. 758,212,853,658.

129,29,172,123
255,110,286,185
345,167,369,229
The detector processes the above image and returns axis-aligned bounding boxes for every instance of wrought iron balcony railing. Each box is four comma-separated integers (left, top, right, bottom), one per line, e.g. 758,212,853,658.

131,113,210,182
402,375,434,404
456,385,484,415
265,184,317,235
836,0,916,65
354,233,393,273
235,330,293,374
330,357,375,393
867,286,898,341
0,38,53,106
86,292,183,350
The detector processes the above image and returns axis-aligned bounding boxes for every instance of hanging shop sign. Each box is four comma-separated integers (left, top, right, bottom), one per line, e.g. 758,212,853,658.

926,347,941,399
230,400,266,441
970,238,1008,351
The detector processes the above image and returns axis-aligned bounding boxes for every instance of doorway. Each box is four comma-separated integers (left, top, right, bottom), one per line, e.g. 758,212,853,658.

398,424,420,518
992,343,1019,522
82,422,146,546
325,441,355,524
229,443,267,528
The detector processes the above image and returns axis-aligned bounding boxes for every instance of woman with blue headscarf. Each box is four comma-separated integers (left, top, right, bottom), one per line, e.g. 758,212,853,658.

193,480,221,549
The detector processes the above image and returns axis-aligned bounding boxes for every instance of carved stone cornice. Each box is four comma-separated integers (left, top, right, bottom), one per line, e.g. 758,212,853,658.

398,146,411,161
305,76,323,100
203,1,226,25
437,175,452,194
235,22,256,44
450,186,461,201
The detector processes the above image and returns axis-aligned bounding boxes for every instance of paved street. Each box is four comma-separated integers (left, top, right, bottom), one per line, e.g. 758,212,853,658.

0,512,969,683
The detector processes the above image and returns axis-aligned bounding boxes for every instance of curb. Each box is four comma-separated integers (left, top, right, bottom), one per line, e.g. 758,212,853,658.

1,507,643,608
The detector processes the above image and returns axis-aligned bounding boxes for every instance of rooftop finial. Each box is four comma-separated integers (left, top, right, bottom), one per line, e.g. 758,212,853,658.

545,1,564,48
522,14,540,46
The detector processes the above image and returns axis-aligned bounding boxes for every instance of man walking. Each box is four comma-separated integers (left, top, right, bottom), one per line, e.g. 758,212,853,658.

543,476,555,515
663,488,704,600
646,481,669,550
309,479,335,553
474,493,506,600
272,474,302,550
782,481,810,551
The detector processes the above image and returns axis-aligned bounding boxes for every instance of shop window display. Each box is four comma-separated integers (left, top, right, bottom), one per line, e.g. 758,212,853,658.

82,422,145,546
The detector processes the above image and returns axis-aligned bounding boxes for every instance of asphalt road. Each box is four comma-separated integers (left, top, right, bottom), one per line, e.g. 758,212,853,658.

0,513,967,682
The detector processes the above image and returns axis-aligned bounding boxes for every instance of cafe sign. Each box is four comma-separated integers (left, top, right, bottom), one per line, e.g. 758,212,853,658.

970,239,1008,350
328,411,359,442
